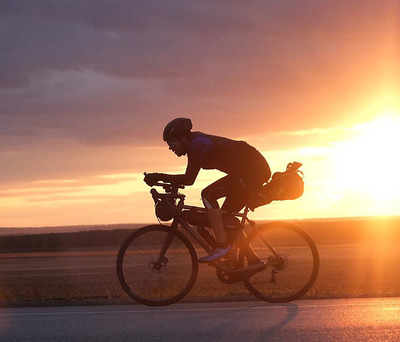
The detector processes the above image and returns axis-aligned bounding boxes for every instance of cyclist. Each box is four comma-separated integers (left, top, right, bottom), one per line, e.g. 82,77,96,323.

144,118,271,263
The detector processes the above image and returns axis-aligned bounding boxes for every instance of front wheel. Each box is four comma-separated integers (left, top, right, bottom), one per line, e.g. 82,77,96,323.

241,222,319,303
116,225,198,306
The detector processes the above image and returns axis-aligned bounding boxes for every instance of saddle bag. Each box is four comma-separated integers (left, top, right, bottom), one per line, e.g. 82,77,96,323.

248,161,304,210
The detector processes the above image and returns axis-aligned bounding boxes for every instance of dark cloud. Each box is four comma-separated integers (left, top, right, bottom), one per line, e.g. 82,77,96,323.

0,0,398,146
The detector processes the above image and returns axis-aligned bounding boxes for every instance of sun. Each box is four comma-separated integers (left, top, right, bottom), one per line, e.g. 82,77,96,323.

331,111,400,209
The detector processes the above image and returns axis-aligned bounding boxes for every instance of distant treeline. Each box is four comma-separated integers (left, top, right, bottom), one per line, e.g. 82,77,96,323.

0,229,136,253
0,217,399,252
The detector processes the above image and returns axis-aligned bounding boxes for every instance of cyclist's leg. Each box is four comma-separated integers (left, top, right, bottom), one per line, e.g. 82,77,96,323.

199,176,232,262
222,160,271,265
221,190,261,265
199,155,271,263
200,175,262,264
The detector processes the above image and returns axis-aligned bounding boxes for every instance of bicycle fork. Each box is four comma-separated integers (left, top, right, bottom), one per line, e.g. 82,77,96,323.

153,219,181,268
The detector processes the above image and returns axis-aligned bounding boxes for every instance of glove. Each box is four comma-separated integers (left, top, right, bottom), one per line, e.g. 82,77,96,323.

144,173,162,186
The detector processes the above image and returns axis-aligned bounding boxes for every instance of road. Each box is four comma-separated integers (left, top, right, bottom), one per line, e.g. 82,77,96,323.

0,298,399,341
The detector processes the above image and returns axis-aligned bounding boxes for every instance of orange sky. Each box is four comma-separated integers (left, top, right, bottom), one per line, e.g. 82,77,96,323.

0,1,399,227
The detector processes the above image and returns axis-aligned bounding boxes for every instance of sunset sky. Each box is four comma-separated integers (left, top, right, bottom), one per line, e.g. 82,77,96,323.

0,1,399,227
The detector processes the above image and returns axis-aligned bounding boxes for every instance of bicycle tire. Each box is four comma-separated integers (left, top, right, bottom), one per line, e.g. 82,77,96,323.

116,224,198,306
241,222,319,303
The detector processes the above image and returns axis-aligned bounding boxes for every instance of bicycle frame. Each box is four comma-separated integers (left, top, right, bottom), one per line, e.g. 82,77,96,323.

152,185,281,268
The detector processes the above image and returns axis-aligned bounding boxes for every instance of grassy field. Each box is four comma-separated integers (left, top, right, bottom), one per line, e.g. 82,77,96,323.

0,217,399,306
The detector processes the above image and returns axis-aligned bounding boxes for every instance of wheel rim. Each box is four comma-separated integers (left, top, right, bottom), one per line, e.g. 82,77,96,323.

117,226,198,305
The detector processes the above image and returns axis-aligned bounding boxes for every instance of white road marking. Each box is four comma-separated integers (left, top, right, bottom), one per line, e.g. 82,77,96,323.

0,299,399,317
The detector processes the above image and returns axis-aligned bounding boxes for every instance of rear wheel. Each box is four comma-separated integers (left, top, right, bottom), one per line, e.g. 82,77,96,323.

241,222,319,303
116,225,198,306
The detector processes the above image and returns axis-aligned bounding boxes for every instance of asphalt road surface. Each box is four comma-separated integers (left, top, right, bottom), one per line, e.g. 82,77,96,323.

0,297,399,341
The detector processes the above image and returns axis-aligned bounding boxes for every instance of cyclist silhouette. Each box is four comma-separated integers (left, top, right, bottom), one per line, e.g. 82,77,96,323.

144,118,271,263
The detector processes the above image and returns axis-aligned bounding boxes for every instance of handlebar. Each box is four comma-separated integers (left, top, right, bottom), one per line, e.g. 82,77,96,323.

153,182,185,192
143,172,185,192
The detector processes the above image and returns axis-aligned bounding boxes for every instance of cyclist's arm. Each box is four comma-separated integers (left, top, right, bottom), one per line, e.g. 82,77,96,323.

157,158,200,185
153,136,208,185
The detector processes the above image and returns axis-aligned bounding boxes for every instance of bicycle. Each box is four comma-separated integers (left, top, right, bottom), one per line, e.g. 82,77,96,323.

116,181,319,306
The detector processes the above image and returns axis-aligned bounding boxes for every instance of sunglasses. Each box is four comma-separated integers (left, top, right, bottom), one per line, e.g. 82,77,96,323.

167,140,177,148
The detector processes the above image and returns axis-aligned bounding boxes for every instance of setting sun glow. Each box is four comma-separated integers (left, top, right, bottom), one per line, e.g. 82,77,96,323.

332,113,400,210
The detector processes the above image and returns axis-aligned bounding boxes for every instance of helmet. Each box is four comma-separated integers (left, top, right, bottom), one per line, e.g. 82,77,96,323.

163,118,192,142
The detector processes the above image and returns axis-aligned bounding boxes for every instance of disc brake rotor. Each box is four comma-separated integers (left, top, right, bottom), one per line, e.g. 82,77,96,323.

148,256,168,273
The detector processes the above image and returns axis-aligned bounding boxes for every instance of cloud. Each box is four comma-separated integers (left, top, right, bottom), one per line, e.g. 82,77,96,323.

0,0,399,226
1,0,397,146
